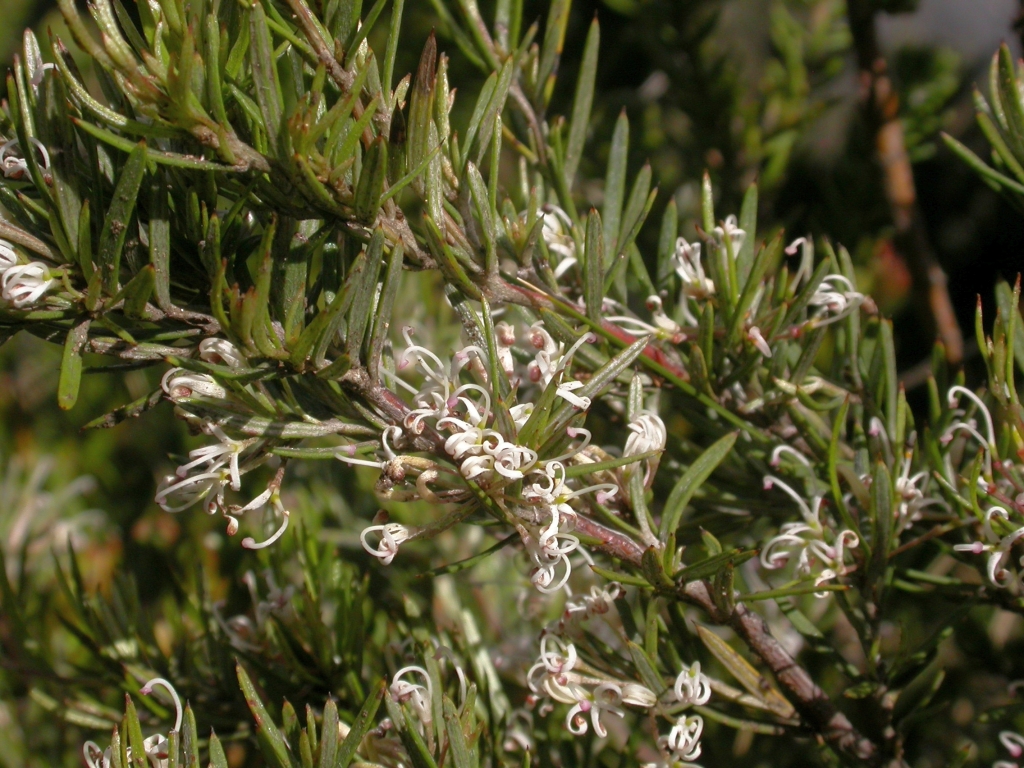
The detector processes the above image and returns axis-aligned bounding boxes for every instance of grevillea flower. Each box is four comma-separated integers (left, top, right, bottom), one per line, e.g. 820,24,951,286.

161,369,228,401
361,522,412,565
1,261,53,307
807,274,865,327
83,678,182,768
995,730,1024,768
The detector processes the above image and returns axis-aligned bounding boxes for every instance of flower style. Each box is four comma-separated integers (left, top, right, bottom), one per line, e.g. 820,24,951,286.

2,261,54,307
807,274,865,327
943,385,997,479
893,449,944,532
361,522,412,565
996,730,1024,768
83,677,182,768
954,507,1024,589
527,637,656,738
760,475,860,593
605,296,683,342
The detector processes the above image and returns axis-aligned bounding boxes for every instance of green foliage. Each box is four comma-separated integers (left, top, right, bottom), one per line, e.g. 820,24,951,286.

0,1,1022,768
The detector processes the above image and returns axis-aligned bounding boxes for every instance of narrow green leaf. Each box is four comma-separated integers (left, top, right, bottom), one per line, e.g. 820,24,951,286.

98,141,147,294
249,2,284,153
656,198,678,290
564,17,599,187
337,681,386,768
354,137,388,223
209,732,229,768
536,0,570,106
236,663,293,768
602,110,629,259
442,696,471,768
58,319,90,410
368,243,404,382
584,209,604,323
659,432,737,537
695,625,795,719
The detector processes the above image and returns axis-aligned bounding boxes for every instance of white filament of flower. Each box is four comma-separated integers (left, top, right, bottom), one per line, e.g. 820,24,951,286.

944,385,997,478
760,475,860,594
954,506,1024,589
360,522,411,565
239,488,290,550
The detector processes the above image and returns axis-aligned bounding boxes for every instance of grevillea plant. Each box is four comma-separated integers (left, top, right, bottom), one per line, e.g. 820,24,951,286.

3,0,1024,766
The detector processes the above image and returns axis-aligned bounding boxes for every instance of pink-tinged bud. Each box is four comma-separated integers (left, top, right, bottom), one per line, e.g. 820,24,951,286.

226,517,239,536
530,331,545,349
528,363,542,383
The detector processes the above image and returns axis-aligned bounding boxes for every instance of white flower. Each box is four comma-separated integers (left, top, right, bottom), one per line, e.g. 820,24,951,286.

556,582,622,633
390,665,433,727
361,522,411,565
199,338,247,368
807,274,865,327
527,637,656,739
673,662,711,707
1,261,53,307
527,325,594,388
83,678,182,768
540,205,578,278
943,385,996,479
760,475,860,594
712,214,745,255
0,137,50,179
673,237,714,298
174,425,252,491
161,368,228,401
954,507,1024,589
155,466,232,514
658,713,704,763
623,411,666,484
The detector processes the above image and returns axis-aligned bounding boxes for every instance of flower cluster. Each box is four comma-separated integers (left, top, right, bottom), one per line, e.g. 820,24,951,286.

760,475,860,594
0,237,54,308
83,678,181,768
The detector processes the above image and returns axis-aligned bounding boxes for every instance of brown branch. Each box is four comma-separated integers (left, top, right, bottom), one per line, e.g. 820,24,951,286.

847,0,963,365
574,516,880,765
